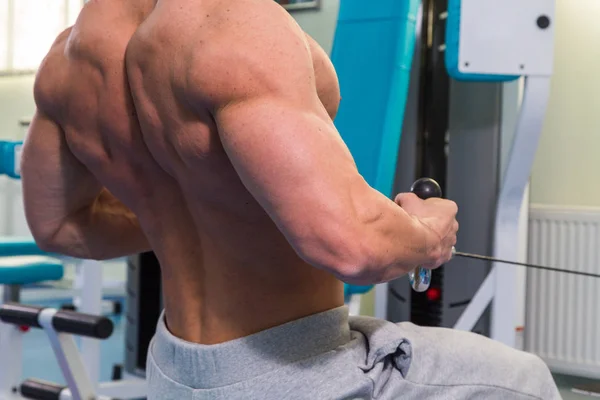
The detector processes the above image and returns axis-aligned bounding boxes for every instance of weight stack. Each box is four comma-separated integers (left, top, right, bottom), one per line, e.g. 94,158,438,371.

125,252,163,378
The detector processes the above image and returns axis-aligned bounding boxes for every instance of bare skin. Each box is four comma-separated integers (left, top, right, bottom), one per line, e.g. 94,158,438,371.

22,0,458,345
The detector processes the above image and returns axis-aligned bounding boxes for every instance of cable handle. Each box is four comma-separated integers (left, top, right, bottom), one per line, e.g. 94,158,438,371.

407,178,442,292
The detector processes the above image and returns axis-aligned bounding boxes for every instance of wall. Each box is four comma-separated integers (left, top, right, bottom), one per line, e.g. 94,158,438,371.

530,0,600,207
0,74,35,140
0,74,35,236
505,0,600,343
290,0,340,53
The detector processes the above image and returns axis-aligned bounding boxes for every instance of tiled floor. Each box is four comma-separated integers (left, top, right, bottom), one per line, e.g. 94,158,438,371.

556,374,600,399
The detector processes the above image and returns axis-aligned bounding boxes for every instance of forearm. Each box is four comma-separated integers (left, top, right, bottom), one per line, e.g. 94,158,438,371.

38,189,151,260
217,100,436,285
347,184,438,284
293,177,438,286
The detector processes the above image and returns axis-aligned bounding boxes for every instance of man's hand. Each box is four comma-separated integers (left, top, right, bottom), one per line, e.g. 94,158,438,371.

395,193,459,269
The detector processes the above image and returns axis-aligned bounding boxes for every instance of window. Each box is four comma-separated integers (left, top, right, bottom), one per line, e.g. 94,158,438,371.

1,0,83,74
0,0,9,71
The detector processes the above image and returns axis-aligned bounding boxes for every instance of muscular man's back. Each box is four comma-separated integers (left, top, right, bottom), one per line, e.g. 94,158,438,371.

27,0,442,348
25,0,346,346
126,0,345,343
24,0,210,336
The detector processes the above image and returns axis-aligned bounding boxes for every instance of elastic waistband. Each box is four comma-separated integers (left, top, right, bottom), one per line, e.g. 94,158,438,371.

151,306,351,389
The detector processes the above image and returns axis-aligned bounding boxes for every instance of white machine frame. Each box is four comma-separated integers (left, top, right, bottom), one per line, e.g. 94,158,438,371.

376,0,555,348
454,0,555,347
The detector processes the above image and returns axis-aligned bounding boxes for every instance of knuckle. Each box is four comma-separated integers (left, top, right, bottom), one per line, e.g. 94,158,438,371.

450,201,458,213
431,246,443,262
395,192,416,205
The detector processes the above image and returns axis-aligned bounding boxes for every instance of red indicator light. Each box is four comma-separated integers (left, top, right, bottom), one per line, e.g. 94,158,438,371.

426,287,441,302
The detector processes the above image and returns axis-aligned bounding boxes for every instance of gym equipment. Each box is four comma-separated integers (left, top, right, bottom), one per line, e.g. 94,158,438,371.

0,237,49,257
124,252,162,378
0,244,66,400
0,263,146,400
453,251,600,279
445,0,555,347
332,0,421,299
405,0,554,295
385,0,555,347
409,178,600,286
0,303,120,400
408,178,443,292
0,141,22,179
383,1,456,327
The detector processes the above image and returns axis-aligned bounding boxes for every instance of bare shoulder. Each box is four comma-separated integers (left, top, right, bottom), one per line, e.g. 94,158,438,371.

181,0,316,109
303,32,341,118
34,0,128,112
66,1,140,61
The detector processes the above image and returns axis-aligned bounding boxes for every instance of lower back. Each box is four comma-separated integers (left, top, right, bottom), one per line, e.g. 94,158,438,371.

151,186,345,344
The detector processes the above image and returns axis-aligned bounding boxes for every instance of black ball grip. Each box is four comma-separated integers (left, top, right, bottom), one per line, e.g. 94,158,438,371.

408,178,443,292
411,177,442,200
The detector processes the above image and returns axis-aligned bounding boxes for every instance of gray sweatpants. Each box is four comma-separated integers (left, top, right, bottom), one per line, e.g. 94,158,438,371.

147,306,562,399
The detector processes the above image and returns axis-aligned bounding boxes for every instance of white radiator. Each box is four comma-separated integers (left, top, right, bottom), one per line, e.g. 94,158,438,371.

525,204,600,379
